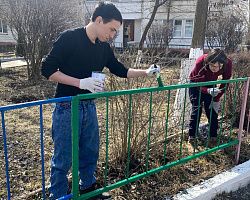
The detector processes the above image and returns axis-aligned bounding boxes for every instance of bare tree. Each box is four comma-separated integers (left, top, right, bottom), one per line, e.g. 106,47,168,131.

135,0,170,68
206,15,245,53
206,0,248,52
138,0,169,50
147,20,173,48
0,0,80,81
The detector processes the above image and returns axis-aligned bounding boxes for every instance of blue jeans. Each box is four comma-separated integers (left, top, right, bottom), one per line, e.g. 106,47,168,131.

189,87,218,138
49,100,99,199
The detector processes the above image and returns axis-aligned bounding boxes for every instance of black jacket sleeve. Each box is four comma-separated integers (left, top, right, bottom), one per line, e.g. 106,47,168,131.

106,46,128,78
41,30,74,79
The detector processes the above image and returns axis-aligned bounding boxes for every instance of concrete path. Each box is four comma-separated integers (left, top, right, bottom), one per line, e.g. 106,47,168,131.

1,60,27,68
168,159,250,200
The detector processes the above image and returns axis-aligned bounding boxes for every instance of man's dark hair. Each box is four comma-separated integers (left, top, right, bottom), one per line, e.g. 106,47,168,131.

205,48,227,65
91,2,123,24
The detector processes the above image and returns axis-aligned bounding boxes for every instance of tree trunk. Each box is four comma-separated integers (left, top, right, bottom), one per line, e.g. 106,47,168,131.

139,1,159,50
31,63,41,82
29,57,42,82
191,0,209,49
26,62,31,80
135,0,168,68
165,0,172,48
246,0,250,51
138,0,169,50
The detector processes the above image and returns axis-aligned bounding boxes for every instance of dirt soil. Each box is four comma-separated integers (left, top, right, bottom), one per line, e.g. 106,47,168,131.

0,66,250,200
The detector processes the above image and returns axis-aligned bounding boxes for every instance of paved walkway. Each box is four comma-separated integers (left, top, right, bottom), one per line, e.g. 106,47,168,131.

213,183,250,199
1,60,27,68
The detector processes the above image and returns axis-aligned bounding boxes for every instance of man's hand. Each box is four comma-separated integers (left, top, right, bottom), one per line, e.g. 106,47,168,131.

209,101,220,114
146,64,160,76
79,77,104,93
207,88,221,97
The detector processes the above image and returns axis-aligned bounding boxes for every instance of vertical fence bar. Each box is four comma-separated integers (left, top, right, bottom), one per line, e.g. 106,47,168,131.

104,97,109,186
247,109,250,134
146,92,153,171
229,82,239,140
163,90,171,164
218,84,228,146
1,111,11,200
235,78,250,164
179,88,187,158
193,88,202,153
72,97,80,199
206,85,216,148
39,105,46,199
126,94,133,178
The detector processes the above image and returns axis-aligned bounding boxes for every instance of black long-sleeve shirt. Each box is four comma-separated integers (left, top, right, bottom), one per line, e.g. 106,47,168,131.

41,27,128,98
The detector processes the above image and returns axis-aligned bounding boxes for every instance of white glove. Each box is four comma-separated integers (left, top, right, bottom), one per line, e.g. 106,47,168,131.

209,101,220,114
146,64,160,76
79,77,104,93
207,88,221,97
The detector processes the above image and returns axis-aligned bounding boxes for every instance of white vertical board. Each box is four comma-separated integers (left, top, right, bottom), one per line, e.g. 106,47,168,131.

173,58,196,127
173,48,203,127
189,48,203,59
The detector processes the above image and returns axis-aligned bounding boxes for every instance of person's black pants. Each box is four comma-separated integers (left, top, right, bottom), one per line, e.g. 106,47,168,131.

188,86,218,138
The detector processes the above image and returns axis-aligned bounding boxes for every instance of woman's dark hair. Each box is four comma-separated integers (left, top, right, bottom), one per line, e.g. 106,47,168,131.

205,48,228,65
91,2,123,24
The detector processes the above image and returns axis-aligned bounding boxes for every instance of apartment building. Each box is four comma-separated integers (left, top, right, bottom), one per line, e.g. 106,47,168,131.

0,0,247,52
83,0,249,48
0,19,16,52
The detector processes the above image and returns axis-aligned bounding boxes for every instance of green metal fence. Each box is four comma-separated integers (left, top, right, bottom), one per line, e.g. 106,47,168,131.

71,77,249,200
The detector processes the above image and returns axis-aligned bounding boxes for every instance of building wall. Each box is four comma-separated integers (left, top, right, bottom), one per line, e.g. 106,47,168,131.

84,0,143,47
115,1,142,19
134,19,141,42
113,0,197,47
83,0,249,48
1,0,248,50
0,20,16,46
165,0,196,48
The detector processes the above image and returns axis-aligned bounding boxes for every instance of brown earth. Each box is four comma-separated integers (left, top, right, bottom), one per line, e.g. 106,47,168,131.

0,66,250,200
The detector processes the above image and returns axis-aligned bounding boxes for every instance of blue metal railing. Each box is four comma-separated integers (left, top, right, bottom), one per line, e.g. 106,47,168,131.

0,96,72,200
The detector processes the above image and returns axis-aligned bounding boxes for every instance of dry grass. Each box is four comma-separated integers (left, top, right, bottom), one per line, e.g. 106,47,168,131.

0,55,250,200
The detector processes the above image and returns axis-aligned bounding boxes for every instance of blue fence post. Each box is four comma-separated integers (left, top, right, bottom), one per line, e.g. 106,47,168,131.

1,111,11,200
39,105,46,199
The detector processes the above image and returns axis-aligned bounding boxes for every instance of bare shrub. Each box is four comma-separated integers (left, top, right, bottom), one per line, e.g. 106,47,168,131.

0,0,80,81
147,20,173,48
206,15,245,53
224,52,250,128
95,49,185,180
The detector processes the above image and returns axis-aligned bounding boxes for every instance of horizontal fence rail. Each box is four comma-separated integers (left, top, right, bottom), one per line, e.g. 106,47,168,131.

71,78,249,200
0,77,249,200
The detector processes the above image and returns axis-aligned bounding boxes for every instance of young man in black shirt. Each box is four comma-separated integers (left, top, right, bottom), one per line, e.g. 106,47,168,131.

41,2,160,199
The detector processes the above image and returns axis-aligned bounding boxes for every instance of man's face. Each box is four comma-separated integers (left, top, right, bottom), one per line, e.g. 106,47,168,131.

96,17,121,42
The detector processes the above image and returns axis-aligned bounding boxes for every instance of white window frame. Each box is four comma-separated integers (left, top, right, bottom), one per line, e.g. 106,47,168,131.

184,19,193,38
173,19,194,39
173,19,182,38
0,20,8,34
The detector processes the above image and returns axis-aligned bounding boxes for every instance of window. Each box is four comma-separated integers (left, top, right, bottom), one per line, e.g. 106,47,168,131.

184,19,193,37
173,20,182,37
173,19,194,38
0,20,8,34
